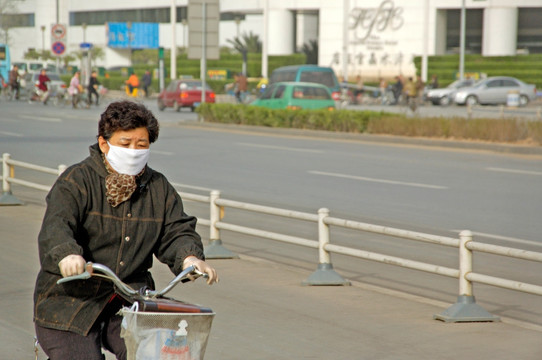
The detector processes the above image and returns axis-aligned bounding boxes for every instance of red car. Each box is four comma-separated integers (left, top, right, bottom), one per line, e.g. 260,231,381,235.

157,80,215,111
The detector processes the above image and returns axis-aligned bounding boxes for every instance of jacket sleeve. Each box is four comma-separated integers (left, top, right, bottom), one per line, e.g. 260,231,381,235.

38,167,87,275
154,181,204,275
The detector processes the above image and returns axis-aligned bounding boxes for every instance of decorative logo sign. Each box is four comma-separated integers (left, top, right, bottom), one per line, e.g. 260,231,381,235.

350,0,404,44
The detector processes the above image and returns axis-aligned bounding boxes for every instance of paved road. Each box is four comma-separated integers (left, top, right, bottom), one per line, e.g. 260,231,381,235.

1,188,542,360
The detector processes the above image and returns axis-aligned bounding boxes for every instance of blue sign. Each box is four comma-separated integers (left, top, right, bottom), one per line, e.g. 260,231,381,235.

52,41,66,55
106,22,159,49
80,42,93,50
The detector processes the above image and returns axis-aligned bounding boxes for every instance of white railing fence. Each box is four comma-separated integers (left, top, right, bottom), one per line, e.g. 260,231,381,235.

2,153,542,323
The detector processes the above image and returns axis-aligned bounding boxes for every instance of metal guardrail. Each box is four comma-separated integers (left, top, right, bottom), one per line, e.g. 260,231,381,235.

2,153,542,322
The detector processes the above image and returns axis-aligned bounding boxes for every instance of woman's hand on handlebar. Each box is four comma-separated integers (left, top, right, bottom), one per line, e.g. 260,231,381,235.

58,254,86,277
183,256,218,285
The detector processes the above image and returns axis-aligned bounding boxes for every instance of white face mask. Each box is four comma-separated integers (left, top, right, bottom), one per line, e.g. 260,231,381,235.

105,142,150,175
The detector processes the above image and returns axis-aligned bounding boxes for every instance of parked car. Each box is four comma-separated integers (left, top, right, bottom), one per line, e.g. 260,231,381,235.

250,81,336,110
454,76,537,106
29,71,67,96
157,80,215,111
269,65,341,100
426,79,475,106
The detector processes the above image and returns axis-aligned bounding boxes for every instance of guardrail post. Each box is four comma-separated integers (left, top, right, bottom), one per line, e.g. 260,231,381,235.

0,153,23,206
303,208,350,286
204,190,238,259
58,164,67,175
434,230,499,322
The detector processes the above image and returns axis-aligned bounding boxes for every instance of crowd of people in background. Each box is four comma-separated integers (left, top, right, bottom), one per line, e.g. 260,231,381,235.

351,73,441,108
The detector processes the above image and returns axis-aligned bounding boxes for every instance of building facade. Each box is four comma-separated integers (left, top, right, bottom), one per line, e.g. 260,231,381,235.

2,0,542,80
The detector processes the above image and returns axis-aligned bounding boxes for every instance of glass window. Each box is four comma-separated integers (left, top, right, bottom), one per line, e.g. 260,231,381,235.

502,79,519,87
273,85,286,99
0,13,34,28
270,71,296,83
260,84,275,99
299,71,335,88
70,7,186,26
292,85,331,100
486,80,501,88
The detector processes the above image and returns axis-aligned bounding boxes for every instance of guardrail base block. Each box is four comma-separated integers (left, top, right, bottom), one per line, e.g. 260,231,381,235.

302,263,351,286
0,192,24,206
204,239,238,259
434,295,500,323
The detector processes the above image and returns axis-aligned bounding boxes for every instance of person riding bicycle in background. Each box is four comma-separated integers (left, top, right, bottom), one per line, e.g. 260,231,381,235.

8,64,20,100
37,68,51,105
33,100,218,360
125,71,139,97
68,71,83,109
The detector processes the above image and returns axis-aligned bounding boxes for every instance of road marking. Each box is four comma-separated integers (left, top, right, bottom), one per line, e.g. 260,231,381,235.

0,131,23,137
170,182,214,192
309,170,447,189
486,167,542,176
236,142,324,153
152,150,174,156
452,230,542,248
18,114,62,122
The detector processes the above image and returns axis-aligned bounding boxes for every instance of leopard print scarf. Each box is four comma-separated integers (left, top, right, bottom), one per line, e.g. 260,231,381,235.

102,154,144,207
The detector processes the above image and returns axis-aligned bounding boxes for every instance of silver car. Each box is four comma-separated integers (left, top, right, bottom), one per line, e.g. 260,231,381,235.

454,76,536,107
426,79,475,106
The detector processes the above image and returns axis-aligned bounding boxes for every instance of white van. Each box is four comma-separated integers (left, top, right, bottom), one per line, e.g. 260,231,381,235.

12,61,58,75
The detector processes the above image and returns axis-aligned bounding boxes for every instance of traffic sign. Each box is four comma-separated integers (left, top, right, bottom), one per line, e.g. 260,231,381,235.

51,23,67,40
52,41,66,55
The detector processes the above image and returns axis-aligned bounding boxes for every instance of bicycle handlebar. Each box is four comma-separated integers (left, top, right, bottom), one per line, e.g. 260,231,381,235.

57,262,207,300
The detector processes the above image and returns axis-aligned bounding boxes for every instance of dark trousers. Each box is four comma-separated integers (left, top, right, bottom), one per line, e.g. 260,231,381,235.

35,300,127,360
88,87,99,105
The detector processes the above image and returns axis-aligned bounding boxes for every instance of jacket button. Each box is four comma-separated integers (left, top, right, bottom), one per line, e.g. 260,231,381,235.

120,261,125,266
125,236,130,242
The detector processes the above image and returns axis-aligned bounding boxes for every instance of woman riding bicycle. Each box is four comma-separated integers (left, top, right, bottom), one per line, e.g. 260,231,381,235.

33,100,218,360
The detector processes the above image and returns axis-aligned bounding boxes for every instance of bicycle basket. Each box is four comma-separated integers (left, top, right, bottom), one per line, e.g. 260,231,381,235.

120,305,215,360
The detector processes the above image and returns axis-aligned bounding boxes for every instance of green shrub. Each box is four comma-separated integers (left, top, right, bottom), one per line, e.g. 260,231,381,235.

196,103,542,146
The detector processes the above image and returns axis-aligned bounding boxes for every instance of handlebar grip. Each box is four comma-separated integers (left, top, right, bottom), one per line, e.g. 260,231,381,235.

57,271,92,284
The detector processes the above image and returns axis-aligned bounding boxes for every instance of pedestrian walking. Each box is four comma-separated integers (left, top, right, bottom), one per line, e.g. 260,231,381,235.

141,70,152,97
87,71,100,106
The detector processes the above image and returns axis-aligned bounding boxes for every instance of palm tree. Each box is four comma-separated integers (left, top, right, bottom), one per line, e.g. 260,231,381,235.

227,31,262,75
301,40,318,64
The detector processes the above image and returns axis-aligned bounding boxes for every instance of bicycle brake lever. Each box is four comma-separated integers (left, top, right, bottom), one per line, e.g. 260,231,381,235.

57,271,92,284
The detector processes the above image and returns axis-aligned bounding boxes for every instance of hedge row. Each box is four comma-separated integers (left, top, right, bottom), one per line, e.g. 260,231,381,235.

196,103,542,146
413,54,542,88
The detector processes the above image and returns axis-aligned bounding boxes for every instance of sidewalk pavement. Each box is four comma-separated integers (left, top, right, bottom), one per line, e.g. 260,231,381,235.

1,191,541,359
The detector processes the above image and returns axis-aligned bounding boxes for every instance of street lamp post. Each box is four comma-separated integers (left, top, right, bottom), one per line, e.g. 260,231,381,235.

126,21,132,65
182,19,188,49
82,22,87,43
40,25,46,52
234,16,241,38
459,0,466,80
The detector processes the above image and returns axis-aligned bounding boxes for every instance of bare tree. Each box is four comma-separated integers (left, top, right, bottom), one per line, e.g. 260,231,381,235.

0,0,26,45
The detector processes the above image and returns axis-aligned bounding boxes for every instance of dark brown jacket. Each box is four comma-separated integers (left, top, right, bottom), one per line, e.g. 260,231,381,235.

33,143,204,335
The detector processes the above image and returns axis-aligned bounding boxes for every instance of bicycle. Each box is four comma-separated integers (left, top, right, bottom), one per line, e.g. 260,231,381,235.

45,263,215,360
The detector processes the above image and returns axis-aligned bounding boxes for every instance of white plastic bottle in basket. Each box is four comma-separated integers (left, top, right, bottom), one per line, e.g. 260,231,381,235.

160,320,191,360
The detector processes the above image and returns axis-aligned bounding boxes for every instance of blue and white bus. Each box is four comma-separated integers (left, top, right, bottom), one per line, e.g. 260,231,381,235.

0,44,10,85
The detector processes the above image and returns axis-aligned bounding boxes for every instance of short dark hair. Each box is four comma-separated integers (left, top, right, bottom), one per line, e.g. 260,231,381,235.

98,101,159,143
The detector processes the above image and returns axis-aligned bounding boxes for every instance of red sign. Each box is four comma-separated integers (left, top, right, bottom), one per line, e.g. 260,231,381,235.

51,24,67,40
52,41,66,55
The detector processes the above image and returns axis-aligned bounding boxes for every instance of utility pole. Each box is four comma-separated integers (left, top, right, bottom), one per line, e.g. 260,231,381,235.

171,0,177,80
459,0,466,80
